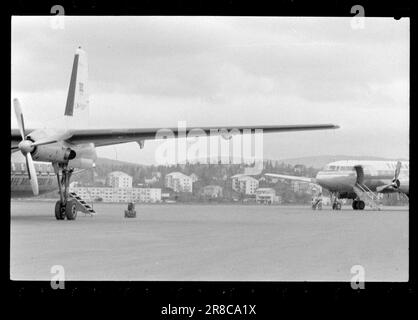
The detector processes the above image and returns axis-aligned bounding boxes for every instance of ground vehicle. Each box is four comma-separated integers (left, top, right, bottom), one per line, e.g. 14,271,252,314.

124,202,136,218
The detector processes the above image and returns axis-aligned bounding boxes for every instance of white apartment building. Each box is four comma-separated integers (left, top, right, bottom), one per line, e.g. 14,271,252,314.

106,171,133,188
255,188,280,204
231,175,259,195
70,187,162,203
165,172,193,193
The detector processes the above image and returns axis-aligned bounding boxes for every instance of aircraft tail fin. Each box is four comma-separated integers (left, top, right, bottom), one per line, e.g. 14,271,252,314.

64,47,89,127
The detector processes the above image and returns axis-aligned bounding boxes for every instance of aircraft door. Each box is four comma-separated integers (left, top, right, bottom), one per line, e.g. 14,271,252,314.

354,165,364,185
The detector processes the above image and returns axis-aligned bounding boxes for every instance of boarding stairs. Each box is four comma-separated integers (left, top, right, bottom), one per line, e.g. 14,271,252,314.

353,183,382,211
69,192,96,216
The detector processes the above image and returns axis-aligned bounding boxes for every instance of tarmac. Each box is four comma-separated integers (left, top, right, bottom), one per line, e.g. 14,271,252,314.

10,201,409,281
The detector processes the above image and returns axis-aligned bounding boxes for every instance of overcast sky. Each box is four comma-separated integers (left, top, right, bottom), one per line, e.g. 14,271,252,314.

11,16,409,164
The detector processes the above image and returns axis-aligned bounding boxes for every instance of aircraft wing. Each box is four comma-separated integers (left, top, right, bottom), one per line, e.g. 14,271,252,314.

11,124,339,148
265,173,316,184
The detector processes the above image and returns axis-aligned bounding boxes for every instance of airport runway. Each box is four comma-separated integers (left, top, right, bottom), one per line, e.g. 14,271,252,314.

10,201,408,281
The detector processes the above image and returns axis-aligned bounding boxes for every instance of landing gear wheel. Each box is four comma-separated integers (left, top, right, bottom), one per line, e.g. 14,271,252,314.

352,200,358,210
357,200,365,210
65,199,77,220
55,201,66,220
336,203,341,210
332,203,336,210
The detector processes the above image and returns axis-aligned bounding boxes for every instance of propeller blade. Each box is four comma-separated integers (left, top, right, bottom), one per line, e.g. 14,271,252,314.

377,161,403,193
394,161,402,180
25,153,39,196
13,98,25,140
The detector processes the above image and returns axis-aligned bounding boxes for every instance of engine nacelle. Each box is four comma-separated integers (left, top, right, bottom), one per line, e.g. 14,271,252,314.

32,145,76,163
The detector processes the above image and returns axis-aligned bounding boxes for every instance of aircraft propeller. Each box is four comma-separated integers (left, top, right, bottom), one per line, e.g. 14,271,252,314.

376,161,402,193
13,98,39,195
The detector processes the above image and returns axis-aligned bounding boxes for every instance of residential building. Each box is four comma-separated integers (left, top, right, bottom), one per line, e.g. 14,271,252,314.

231,175,259,195
165,172,193,193
106,171,132,188
70,186,162,203
255,188,280,204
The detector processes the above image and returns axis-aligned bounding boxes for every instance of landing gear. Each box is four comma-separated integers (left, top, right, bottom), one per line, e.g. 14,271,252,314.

53,163,77,220
65,199,78,220
55,199,77,220
55,201,66,220
352,200,365,210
